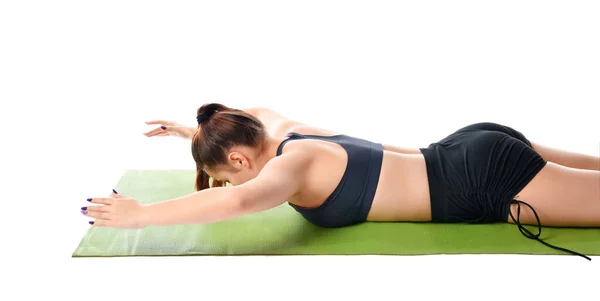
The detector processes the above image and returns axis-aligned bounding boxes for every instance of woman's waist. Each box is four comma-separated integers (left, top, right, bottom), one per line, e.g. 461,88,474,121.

367,152,432,221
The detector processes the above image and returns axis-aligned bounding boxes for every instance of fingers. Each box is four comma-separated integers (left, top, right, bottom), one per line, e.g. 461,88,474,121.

145,120,176,126
144,120,178,137
144,126,188,138
83,205,110,213
150,132,169,137
143,126,167,137
111,189,127,199
82,189,127,206
84,190,132,227
83,209,112,220
89,220,112,227
144,126,176,137
82,201,111,221
87,197,113,205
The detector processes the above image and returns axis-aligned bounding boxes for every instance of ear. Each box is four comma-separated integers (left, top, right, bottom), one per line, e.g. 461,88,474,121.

228,152,248,169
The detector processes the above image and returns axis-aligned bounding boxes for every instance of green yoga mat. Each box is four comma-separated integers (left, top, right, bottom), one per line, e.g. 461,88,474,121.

72,170,600,257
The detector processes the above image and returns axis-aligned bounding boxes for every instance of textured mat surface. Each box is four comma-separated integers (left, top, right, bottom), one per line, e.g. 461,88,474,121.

72,170,600,257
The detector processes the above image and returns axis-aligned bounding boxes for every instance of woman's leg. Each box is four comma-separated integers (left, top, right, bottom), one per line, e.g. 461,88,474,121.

452,122,599,171
507,161,600,227
530,141,600,171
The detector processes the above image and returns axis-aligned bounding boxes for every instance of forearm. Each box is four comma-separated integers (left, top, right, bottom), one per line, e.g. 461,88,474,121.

141,186,244,227
185,126,198,139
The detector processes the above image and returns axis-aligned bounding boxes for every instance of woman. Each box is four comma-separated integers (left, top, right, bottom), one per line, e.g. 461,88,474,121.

82,103,600,260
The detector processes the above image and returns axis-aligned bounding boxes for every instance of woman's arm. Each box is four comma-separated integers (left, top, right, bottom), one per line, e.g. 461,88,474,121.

139,149,310,227
145,107,303,140
243,107,307,137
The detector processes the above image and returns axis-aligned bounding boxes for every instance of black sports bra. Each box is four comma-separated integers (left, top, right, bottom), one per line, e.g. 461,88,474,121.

276,132,384,228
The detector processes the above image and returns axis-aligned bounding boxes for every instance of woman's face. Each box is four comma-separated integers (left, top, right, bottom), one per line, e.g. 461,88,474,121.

207,162,260,186
215,168,255,186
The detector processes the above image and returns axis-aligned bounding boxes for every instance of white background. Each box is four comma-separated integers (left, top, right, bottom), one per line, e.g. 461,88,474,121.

1,1,599,300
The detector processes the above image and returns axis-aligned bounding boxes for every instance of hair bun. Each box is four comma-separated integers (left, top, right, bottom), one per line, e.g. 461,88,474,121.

196,110,215,124
196,103,225,124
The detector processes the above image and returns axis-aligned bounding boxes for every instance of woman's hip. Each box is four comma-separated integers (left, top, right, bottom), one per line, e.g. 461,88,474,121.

419,129,547,223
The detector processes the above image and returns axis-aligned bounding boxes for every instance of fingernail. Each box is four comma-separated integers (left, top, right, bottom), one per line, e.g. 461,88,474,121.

81,207,87,210
87,198,92,202
113,189,118,194
161,126,167,130
81,210,87,215
89,221,94,225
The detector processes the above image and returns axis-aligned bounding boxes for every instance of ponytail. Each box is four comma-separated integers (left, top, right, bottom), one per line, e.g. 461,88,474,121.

195,166,227,191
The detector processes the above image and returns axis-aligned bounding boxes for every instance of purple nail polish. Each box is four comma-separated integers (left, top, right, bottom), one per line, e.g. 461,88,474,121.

81,210,87,215
89,221,94,225
81,207,87,210
87,198,92,202
113,189,118,194
161,126,167,130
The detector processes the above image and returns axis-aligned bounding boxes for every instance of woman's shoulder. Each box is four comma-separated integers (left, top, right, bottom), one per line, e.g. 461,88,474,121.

284,125,341,137
243,107,340,137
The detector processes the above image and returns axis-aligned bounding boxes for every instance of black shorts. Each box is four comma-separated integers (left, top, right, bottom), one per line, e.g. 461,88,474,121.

419,122,548,223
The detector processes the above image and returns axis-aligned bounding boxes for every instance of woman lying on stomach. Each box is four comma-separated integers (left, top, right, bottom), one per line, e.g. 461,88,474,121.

81,103,600,260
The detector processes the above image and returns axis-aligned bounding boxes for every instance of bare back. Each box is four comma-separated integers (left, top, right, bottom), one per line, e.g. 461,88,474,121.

246,107,433,222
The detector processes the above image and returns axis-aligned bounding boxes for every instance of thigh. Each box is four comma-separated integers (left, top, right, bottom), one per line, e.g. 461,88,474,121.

530,141,600,171
508,161,600,227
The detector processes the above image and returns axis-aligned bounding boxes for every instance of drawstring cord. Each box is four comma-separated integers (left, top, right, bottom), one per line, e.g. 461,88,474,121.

508,200,591,261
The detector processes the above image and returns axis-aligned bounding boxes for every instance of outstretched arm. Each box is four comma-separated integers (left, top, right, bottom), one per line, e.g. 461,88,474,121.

144,107,305,140
243,107,307,137
85,150,310,228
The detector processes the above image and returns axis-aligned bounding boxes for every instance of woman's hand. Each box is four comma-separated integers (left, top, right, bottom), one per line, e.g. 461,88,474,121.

144,120,197,139
81,190,149,229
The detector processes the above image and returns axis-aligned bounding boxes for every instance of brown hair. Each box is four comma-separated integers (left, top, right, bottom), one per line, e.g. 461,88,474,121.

191,103,267,191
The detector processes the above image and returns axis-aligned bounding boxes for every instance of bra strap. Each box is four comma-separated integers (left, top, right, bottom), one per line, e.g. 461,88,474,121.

276,132,303,156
